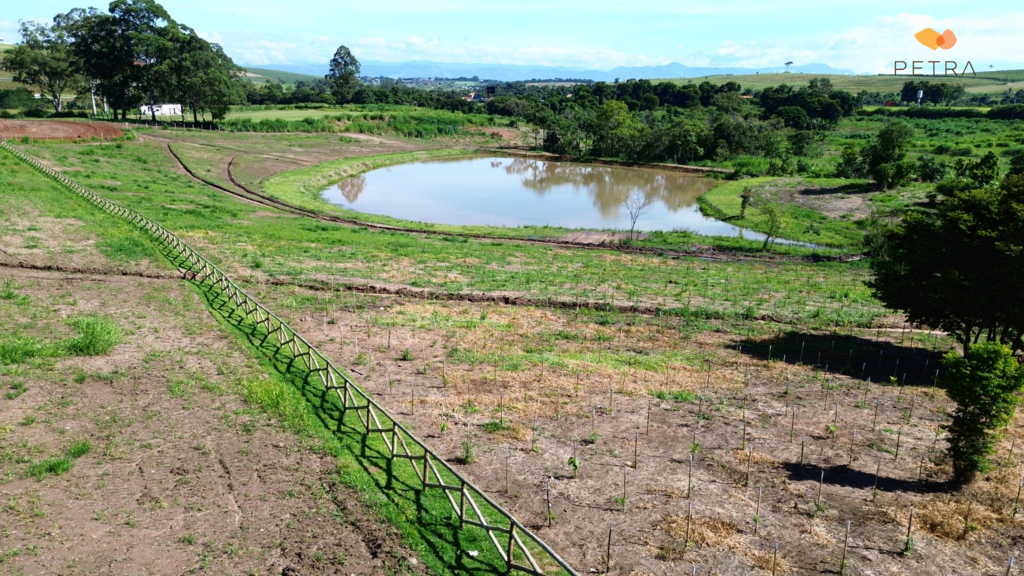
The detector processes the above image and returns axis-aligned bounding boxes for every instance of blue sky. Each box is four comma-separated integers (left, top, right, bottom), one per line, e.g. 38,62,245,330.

3,0,1023,73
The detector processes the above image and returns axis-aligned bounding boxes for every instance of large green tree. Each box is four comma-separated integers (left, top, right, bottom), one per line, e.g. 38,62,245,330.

1,19,84,113
159,29,243,122
326,45,360,104
861,122,915,189
870,174,1024,353
66,0,174,120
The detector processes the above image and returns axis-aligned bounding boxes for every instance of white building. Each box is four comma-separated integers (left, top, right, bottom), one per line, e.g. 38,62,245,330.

140,103,183,116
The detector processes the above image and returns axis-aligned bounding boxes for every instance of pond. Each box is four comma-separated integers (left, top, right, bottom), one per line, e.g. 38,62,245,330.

322,156,778,240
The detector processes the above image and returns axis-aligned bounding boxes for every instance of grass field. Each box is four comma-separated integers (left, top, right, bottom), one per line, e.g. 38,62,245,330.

5,127,1024,575
656,70,1024,94
225,107,352,121
241,66,322,86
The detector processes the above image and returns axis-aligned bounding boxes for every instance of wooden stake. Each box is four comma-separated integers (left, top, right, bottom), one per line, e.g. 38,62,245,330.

849,430,857,465
872,398,880,432
789,407,796,442
633,431,639,469
687,454,693,498
771,541,778,576
816,470,824,507
1013,477,1022,517
742,415,748,451
1005,557,1014,576
839,520,850,575
605,523,613,574
918,450,927,482
545,477,552,527
895,426,903,460
905,506,914,547
745,445,753,486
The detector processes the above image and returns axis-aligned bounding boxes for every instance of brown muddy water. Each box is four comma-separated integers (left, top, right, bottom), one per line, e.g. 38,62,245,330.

322,156,775,240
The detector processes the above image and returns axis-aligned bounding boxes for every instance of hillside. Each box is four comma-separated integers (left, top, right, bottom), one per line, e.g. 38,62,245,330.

242,66,321,86
655,70,1024,94
0,44,21,90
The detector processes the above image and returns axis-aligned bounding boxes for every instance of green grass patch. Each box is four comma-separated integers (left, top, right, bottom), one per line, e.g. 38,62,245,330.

61,317,122,356
67,440,92,459
26,457,72,480
698,178,866,248
649,389,698,403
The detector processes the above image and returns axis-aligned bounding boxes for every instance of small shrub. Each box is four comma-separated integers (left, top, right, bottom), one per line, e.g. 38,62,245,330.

27,457,72,480
62,317,122,356
67,440,92,459
398,348,414,361
917,155,948,183
482,420,509,433
459,438,475,464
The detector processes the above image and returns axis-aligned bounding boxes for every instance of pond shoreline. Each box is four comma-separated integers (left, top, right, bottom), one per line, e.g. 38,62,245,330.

252,148,847,260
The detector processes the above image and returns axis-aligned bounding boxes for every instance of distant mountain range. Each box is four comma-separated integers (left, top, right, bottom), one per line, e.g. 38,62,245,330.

242,61,855,82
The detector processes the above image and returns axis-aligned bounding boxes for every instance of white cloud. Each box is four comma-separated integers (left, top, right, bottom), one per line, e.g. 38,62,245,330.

207,11,1024,72
0,21,23,44
683,13,1024,73
222,31,674,69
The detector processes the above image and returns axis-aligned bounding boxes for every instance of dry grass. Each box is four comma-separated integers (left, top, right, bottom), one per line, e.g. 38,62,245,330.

885,495,1001,541
730,448,782,468
645,486,686,500
659,514,738,547
802,521,836,547
748,547,792,575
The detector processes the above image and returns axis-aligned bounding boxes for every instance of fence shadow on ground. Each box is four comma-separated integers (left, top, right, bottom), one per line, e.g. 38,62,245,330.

3,138,577,576
183,263,501,575
732,331,949,387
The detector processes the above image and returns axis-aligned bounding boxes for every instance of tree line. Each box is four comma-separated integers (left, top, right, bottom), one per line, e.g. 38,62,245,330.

2,0,245,121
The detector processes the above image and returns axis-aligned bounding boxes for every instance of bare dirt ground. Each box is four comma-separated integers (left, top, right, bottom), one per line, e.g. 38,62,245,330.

0,209,166,277
0,120,123,141
252,289,1024,576
749,178,932,222
0,267,426,576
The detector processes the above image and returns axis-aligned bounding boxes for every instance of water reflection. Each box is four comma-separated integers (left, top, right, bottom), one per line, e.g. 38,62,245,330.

321,155,783,241
334,175,366,203
499,158,711,218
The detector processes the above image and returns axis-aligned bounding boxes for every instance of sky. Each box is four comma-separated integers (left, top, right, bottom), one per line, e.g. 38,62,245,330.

2,0,1023,74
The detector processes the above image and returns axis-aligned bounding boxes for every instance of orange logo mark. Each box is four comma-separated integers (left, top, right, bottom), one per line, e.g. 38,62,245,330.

915,28,957,50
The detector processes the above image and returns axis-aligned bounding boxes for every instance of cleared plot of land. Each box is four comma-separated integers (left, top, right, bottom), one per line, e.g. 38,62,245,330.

655,71,1023,93
0,266,424,576
0,120,124,141
6,124,1023,574
243,284,1022,576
